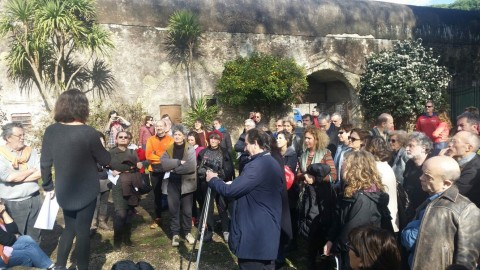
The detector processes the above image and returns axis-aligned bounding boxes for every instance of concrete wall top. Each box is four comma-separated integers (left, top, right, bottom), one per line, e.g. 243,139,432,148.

97,0,480,43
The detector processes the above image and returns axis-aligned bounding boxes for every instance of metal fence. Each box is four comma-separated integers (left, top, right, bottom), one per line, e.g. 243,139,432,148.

449,84,480,119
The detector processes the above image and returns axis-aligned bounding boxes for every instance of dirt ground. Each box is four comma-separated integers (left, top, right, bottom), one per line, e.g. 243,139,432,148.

26,191,308,270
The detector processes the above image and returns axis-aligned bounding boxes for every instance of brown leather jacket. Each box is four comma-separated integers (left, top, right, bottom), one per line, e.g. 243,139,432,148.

411,185,480,270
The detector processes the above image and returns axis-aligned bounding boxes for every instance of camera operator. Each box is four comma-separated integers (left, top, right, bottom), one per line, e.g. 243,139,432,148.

206,128,283,270
105,110,131,149
197,130,234,242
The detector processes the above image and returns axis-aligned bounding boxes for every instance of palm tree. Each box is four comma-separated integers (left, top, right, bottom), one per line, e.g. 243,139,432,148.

165,10,202,107
0,0,114,111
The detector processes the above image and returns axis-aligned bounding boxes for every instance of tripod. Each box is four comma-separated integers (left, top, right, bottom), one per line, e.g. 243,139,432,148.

187,186,212,270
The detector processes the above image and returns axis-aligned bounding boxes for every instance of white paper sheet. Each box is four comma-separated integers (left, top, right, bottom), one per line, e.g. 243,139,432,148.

108,170,119,185
34,196,59,230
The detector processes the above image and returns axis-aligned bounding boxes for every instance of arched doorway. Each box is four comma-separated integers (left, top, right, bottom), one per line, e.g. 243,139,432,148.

303,69,356,124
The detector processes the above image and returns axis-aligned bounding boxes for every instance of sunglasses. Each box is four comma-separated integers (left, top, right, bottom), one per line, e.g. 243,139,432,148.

345,241,359,256
118,136,129,139
348,136,360,142
389,139,397,143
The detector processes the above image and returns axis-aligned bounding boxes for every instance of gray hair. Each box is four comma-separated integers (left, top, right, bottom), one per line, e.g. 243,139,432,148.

390,130,408,147
408,131,433,154
457,112,480,125
1,122,24,141
245,119,256,127
171,124,188,135
331,112,342,120
318,112,330,122
457,131,480,151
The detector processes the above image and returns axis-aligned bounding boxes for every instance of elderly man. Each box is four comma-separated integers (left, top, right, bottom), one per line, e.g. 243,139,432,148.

401,156,480,270
0,122,42,242
206,128,283,270
448,131,480,208
370,113,394,141
146,120,174,229
234,119,256,174
331,112,342,128
403,132,431,220
457,111,480,135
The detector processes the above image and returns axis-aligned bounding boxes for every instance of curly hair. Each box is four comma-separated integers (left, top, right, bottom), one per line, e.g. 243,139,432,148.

304,125,329,152
343,150,384,198
282,116,297,130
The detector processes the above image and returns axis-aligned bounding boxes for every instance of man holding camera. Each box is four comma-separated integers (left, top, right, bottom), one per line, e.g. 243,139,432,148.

105,110,131,149
206,128,283,270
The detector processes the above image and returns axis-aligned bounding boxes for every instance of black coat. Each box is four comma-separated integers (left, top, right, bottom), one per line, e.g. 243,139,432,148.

457,154,480,208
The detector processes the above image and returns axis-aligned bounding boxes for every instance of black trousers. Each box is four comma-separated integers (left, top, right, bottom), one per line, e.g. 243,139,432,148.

238,259,275,270
57,198,96,270
167,178,193,235
151,171,166,218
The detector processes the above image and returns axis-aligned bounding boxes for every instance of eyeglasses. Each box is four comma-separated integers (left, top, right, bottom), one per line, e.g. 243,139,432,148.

345,241,359,256
389,139,397,143
118,136,129,139
11,134,25,139
425,105,433,108
348,136,360,142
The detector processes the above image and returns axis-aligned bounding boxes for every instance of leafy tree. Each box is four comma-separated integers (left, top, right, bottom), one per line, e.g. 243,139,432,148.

0,0,114,112
182,96,218,129
432,0,480,10
165,10,202,107
359,39,451,129
216,52,308,117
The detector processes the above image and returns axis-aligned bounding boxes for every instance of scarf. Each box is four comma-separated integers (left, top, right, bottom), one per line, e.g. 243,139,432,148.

0,145,32,170
300,148,326,173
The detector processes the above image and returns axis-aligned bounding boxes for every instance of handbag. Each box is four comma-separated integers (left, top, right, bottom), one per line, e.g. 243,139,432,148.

284,165,295,190
137,174,152,195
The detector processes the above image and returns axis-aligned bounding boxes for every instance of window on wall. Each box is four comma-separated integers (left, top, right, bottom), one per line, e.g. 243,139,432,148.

11,113,32,127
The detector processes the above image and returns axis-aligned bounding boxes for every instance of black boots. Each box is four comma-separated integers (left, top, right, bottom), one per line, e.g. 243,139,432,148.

113,224,133,248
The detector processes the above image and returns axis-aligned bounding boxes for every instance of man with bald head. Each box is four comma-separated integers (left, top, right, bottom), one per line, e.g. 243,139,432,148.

370,113,394,141
401,156,480,270
448,131,480,207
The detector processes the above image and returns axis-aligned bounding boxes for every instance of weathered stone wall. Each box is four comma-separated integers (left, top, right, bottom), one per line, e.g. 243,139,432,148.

0,0,479,137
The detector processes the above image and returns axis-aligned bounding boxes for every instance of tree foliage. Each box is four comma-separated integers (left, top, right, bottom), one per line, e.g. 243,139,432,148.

165,10,202,106
431,0,480,10
359,39,451,129
216,52,308,116
0,0,114,112
182,96,218,129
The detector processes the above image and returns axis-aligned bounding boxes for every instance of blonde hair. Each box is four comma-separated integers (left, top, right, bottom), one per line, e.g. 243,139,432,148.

304,125,329,152
438,111,452,128
282,116,296,129
343,150,385,198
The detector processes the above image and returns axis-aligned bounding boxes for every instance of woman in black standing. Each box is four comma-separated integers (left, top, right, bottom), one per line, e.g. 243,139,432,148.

109,131,143,248
41,89,111,270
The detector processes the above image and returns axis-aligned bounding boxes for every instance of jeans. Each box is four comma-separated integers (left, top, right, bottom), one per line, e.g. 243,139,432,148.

167,178,193,235
56,199,96,270
3,193,42,243
0,235,52,269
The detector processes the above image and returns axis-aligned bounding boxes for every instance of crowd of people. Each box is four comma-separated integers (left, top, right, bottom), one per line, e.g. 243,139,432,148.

0,92,480,270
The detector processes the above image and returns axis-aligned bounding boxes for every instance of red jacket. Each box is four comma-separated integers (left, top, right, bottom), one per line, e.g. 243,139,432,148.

415,113,440,141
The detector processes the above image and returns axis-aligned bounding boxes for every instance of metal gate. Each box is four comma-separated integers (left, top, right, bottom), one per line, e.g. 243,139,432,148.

449,85,480,119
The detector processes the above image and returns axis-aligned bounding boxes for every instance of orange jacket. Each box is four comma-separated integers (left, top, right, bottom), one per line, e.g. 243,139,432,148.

146,135,174,169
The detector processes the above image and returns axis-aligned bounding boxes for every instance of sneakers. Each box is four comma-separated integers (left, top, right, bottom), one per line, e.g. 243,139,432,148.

172,235,180,247
223,231,229,242
185,233,195,245
150,218,161,229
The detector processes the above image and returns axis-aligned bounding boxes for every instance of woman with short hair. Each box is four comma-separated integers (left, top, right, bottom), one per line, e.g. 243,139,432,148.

160,125,197,247
109,131,143,248
41,89,111,270
388,130,409,185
